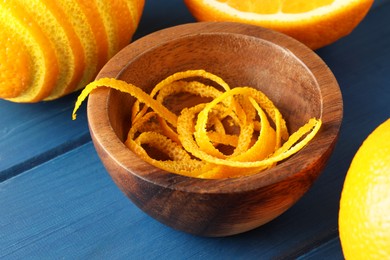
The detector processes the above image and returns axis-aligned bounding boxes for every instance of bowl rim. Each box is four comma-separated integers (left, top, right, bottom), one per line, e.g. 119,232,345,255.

87,21,343,194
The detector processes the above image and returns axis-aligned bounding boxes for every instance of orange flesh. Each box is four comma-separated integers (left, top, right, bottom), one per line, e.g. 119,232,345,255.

217,0,335,14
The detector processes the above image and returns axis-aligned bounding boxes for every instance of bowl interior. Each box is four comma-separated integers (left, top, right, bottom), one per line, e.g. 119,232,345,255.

88,23,342,193
109,33,321,144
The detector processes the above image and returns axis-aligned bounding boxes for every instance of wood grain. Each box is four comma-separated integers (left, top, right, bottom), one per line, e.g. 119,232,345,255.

87,22,343,236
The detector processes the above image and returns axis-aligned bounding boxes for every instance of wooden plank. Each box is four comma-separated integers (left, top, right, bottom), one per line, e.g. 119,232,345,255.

132,0,195,39
0,92,90,181
0,143,305,259
0,143,354,259
297,238,344,260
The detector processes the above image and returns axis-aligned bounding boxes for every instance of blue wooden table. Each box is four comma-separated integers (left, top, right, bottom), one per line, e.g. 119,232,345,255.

1,0,389,259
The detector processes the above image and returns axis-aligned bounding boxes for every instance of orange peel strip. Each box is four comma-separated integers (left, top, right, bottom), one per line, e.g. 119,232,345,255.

127,134,213,178
72,78,177,126
194,87,284,160
207,131,239,147
73,70,322,179
178,102,321,168
228,97,276,162
132,69,231,123
157,116,180,144
155,80,223,103
230,96,256,156
134,131,192,161
127,111,159,140
153,80,225,145
272,117,321,157
125,111,209,177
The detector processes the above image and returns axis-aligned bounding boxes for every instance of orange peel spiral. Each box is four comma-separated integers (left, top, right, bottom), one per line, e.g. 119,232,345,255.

73,70,322,179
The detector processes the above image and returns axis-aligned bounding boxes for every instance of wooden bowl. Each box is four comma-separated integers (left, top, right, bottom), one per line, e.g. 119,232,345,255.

87,22,343,237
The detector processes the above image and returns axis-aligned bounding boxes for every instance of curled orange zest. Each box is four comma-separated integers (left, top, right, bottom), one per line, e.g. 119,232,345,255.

73,70,322,179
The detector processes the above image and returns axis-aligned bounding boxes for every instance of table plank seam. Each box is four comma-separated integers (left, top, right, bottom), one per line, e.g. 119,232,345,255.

0,133,91,182
275,227,339,259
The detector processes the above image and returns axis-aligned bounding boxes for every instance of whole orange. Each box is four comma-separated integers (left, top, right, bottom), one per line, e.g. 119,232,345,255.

184,0,374,49
339,118,390,259
0,0,144,102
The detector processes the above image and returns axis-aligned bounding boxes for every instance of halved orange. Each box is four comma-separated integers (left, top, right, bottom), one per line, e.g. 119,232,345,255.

184,0,374,49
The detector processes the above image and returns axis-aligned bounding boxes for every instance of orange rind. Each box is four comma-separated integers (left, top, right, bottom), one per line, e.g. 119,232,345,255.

184,0,374,49
0,0,144,102
73,70,322,179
